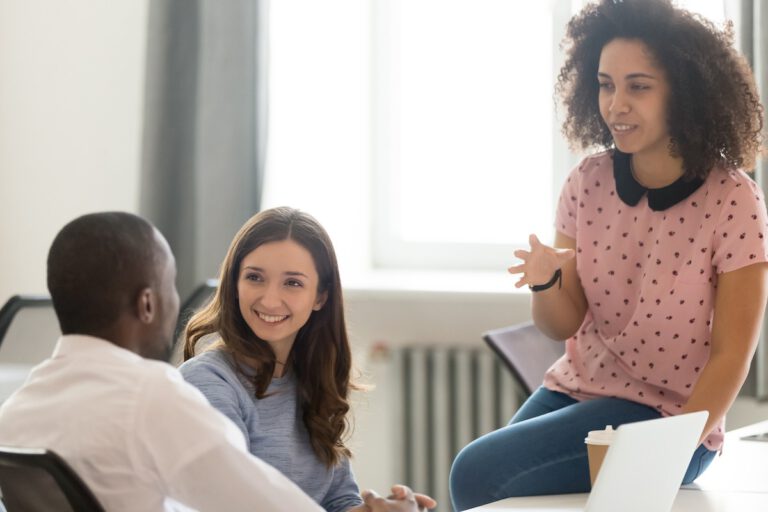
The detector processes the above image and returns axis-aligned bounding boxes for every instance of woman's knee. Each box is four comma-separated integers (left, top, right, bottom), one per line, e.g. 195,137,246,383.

449,442,486,510
450,432,516,510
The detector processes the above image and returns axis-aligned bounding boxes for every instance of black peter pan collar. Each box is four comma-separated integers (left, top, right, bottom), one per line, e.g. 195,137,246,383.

612,150,704,211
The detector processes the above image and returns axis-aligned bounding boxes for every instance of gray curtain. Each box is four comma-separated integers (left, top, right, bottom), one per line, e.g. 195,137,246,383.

140,0,269,299
735,0,768,400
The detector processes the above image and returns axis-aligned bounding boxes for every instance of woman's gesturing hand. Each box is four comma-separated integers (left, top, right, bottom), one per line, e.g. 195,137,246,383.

507,234,575,289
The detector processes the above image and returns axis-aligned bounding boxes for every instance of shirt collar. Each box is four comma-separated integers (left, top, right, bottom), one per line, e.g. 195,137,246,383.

52,334,143,363
612,150,704,211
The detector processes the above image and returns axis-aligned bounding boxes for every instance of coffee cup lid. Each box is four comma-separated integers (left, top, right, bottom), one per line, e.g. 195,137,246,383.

584,425,615,445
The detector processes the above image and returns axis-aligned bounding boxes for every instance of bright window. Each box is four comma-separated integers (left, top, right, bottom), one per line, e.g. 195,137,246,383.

370,0,568,270
264,0,729,279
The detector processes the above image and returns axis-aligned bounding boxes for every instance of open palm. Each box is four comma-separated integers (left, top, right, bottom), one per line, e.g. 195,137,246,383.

508,234,575,289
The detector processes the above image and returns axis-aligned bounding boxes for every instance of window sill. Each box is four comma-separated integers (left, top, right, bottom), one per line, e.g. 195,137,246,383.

341,269,528,300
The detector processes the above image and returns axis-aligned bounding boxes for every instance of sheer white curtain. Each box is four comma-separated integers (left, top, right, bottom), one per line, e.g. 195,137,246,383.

141,0,269,298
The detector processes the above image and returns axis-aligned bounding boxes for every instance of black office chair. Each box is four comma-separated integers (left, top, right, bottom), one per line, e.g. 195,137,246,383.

170,279,219,365
483,321,565,396
0,446,105,512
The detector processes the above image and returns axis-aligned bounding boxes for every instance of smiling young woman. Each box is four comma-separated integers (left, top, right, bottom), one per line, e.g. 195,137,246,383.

178,207,435,512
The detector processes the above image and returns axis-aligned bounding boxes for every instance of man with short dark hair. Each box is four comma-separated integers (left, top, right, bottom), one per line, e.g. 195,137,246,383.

0,212,432,512
46,211,178,361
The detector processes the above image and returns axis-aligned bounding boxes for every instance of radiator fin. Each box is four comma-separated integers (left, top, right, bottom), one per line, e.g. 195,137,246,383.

398,345,525,510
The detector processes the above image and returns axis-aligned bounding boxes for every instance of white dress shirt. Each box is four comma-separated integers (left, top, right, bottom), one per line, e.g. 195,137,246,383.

0,335,322,511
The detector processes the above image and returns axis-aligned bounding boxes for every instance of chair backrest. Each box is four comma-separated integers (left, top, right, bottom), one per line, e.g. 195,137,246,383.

0,283,221,371
483,321,565,396
0,296,60,404
170,279,219,365
0,296,59,365
0,446,105,512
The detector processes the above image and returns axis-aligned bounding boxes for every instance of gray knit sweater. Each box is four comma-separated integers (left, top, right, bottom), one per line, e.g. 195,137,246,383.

179,349,362,512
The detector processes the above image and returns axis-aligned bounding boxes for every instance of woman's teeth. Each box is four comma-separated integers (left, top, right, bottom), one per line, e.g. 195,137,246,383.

258,312,288,323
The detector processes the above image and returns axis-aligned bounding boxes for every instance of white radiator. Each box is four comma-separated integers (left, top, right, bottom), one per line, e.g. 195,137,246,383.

393,345,524,510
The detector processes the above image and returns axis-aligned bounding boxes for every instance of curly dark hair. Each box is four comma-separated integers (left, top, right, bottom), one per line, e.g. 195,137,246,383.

556,0,763,179
185,207,355,467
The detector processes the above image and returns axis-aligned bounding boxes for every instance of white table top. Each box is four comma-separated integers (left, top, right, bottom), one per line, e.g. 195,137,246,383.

684,420,768,494
470,489,768,512
469,420,768,511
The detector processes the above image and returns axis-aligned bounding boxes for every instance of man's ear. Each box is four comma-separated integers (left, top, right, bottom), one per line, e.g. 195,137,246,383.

136,287,156,324
313,291,328,311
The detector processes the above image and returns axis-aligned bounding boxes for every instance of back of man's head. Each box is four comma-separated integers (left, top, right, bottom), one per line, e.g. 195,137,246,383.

47,212,161,337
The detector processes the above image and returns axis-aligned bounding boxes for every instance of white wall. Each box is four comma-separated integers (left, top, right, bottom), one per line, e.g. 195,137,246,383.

0,0,148,304
345,287,532,493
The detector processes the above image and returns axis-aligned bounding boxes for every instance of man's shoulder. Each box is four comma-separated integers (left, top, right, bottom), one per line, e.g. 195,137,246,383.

135,359,244,437
139,359,206,400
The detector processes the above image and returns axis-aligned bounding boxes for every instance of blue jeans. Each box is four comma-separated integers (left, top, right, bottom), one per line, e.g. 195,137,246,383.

449,387,716,511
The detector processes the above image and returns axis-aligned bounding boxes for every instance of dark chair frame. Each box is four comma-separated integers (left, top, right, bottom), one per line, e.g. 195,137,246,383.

173,279,219,342
483,321,565,396
0,446,105,512
0,283,220,365
0,296,53,351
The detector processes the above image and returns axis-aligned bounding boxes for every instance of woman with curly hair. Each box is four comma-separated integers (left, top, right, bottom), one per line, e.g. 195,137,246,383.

179,207,435,512
450,0,768,509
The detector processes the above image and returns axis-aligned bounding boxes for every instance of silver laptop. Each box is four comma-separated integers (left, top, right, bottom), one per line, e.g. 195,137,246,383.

585,410,708,512
741,430,768,442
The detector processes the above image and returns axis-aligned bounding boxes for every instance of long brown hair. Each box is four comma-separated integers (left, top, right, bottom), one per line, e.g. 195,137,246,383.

184,207,353,466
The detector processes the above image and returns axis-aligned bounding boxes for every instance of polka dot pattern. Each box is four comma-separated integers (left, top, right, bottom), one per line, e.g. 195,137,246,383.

543,151,768,452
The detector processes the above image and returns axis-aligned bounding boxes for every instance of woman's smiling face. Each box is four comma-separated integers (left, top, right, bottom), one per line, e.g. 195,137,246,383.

598,38,671,161
237,239,326,353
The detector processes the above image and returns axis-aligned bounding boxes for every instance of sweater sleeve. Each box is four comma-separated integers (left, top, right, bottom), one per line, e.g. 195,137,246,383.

320,456,363,512
178,353,251,442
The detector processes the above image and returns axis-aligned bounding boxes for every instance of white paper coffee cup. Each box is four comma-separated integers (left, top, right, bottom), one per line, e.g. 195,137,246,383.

585,425,615,487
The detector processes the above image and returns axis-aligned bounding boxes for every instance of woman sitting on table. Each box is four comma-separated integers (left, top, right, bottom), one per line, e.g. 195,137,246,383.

449,0,768,510
179,207,435,512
